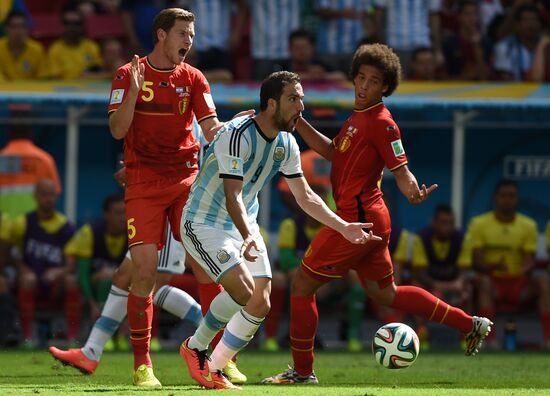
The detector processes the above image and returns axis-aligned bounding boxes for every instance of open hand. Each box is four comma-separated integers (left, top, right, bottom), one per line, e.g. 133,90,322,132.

130,55,145,94
342,222,383,245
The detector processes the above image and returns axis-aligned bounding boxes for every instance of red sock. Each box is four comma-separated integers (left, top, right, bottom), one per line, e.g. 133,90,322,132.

390,286,472,333
540,311,550,343
128,293,153,369
151,306,160,339
290,295,318,376
478,308,496,341
199,282,223,349
265,285,286,339
17,288,35,339
64,287,81,340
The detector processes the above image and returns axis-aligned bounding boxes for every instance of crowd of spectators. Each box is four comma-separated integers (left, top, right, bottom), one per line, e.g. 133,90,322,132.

0,0,549,82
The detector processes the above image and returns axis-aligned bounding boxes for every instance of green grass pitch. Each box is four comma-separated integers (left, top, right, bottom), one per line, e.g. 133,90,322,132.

0,350,549,395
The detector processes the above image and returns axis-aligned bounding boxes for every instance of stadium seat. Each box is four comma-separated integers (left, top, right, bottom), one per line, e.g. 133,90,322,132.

26,0,68,14
29,13,63,47
85,14,126,41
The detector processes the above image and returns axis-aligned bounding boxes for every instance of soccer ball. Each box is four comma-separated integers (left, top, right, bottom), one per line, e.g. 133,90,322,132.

372,322,420,369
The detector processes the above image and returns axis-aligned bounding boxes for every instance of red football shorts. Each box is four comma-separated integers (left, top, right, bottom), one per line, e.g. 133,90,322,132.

124,170,198,248
301,199,393,285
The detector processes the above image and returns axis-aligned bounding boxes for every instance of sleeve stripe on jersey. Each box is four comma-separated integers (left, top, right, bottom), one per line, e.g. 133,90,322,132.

220,174,244,180
230,118,253,157
389,161,408,172
282,172,303,179
197,113,217,123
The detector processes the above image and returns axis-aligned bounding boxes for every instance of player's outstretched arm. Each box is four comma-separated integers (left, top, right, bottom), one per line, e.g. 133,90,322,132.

109,55,144,140
392,165,438,205
286,176,382,244
295,117,334,161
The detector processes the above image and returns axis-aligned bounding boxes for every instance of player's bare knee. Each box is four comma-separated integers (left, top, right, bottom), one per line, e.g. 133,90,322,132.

64,273,78,288
271,271,287,289
291,269,320,296
365,281,396,306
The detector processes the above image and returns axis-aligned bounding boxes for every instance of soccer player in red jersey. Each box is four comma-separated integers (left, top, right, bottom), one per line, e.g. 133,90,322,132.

107,8,241,386
262,44,493,385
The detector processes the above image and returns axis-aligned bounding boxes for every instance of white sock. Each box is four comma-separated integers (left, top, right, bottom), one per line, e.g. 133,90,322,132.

153,285,202,327
81,285,128,361
209,309,264,371
187,291,243,351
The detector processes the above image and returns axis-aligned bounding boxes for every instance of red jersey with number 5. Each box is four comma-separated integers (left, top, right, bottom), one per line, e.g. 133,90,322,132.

331,101,407,222
108,57,216,185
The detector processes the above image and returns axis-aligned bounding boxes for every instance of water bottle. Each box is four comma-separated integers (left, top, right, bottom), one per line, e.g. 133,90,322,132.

503,319,517,352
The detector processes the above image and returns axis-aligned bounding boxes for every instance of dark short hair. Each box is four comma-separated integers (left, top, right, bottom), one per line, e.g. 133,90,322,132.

5,10,27,25
259,71,301,111
350,44,401,97
514,4,543,22
152,8,195,44
103,194,124,212
289,29,315,46
494,179,518,194
411,47,434,61
458,0,478,13
434,203,454,218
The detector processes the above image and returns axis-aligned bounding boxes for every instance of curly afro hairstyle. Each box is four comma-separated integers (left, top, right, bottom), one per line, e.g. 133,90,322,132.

350,43,402,97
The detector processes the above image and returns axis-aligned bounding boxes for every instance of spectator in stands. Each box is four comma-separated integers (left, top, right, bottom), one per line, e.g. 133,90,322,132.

411,204,473,349
0,104,62,219
492,5,544,81
64,194,126,348
282,29,347,82
8,179,79,348
442,1,490,80
85,37,126,80
249,0,300,80
46,7,103,79
0,10,48,80
0,0,29,35
189,0,247,80
314,0,374,74
185,47,234,83
374,0,443,76
466,179,550,350
0,213,18,346
408,47,441,80
531,34,550,81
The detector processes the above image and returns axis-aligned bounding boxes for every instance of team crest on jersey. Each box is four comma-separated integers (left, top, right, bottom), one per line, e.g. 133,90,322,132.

339,136,351,152
273,146,285,162
216,249,230,264
179,97,189,114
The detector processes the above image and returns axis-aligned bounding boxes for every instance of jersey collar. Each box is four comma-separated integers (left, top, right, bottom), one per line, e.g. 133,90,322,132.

145,57,177,72
353,101,384,113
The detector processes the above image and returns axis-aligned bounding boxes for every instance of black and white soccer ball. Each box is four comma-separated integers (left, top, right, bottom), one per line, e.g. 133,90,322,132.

372,322,420,369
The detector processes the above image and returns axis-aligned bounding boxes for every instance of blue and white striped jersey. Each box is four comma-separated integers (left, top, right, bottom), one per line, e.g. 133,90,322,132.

315,0,372,55
249,0,300,59
374,0,441,50
183,115,303,230
191,0,231,51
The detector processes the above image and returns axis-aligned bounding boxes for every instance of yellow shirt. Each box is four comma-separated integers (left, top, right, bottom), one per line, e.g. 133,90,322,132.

465,212,537,276
0,37,47,80
411,233,471,269
65,223,126,259
0,213,11,241
392,229,410,264
47,38,102,79
9,211,72,255
278,218,322,250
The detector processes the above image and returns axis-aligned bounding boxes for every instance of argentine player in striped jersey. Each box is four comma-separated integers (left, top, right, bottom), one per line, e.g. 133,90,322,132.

180,71,381,390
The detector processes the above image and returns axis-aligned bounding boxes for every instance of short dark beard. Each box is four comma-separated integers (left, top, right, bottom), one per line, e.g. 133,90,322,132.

273,102,291,131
